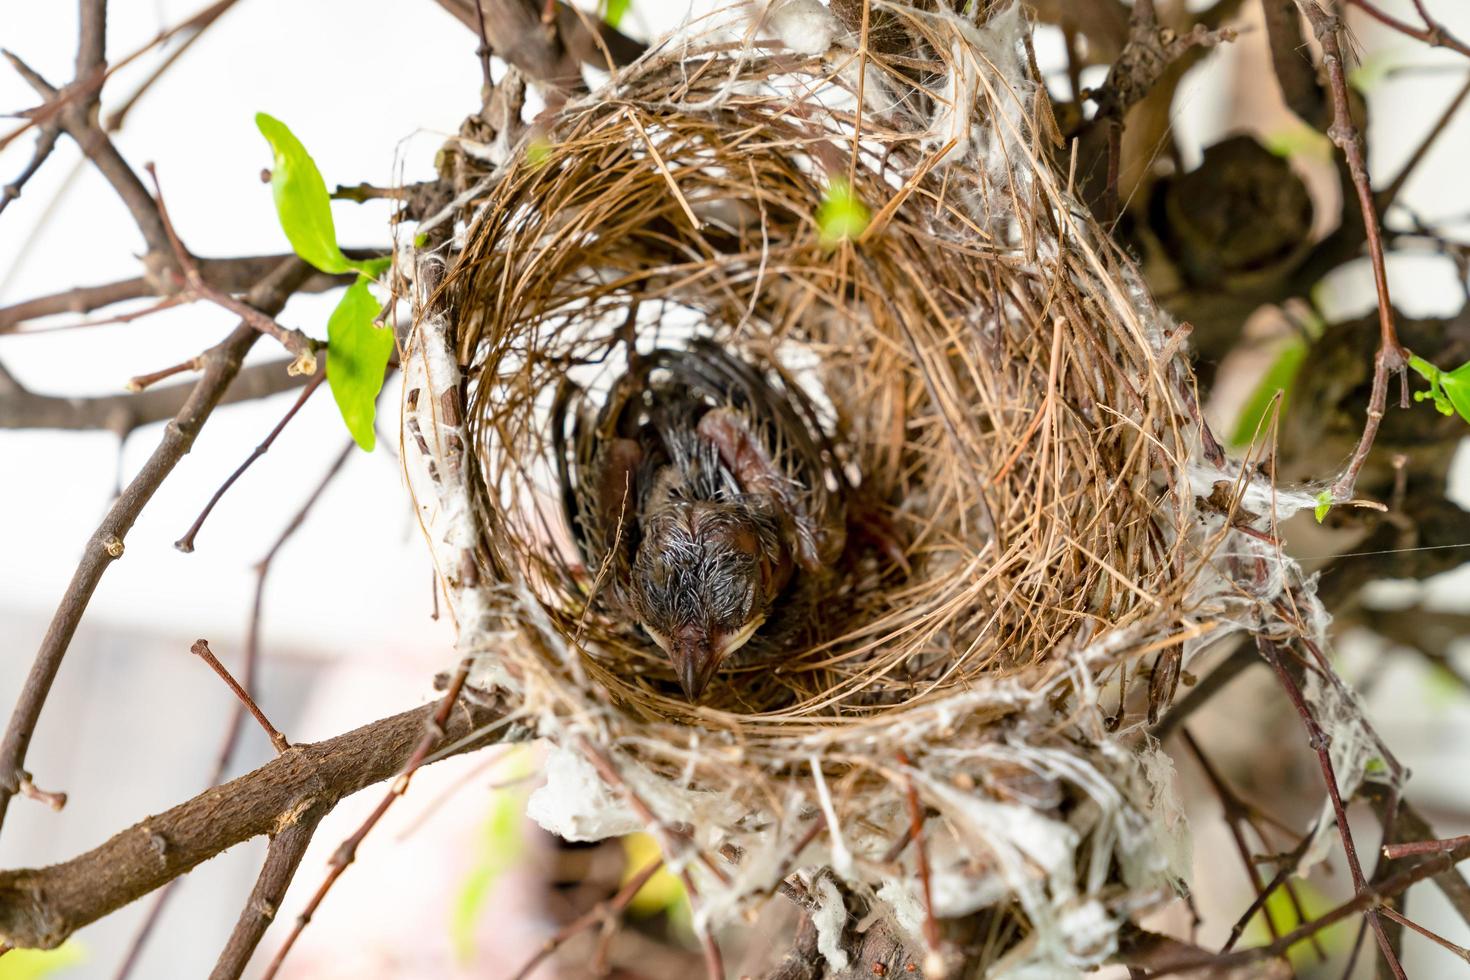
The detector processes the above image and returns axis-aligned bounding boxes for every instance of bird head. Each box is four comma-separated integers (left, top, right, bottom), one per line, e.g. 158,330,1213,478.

630,501,777,700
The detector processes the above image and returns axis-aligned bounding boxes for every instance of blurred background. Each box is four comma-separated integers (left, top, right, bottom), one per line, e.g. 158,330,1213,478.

2,0,1469,976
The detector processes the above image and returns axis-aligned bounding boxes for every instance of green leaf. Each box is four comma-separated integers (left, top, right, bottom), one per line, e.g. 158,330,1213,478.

1230,336,1308,446
816,177,870,246
525,137,553,169
256,113,377,277
0,943,85,980
1407,354,1470,423
1314,489,1333,524
1439,360,1470,425
602,0,631,28
327,267,394,452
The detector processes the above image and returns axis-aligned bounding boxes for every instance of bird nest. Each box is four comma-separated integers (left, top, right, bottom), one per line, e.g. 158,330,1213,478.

398,4,1355,974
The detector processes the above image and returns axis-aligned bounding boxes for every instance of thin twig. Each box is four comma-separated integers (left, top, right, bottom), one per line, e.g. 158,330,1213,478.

1377,73,1470,210
509,858,665,980
0,0,241,153
127,356,200,392
2,51,174,269
0,254,359,333
895,751,941,967
189,640,290,754
1180,730,1290,950
1144,835,1470,976
258,661,476,979
16,774,66,811
0,124,60,217
174,372,325,552
1383,835,1470,860
146,163,320,366
1345,0,1470,59
0,356,309,434
1378,903,1470,962
1258,638,1405,978
1294,0,1408,502
576,737,725,980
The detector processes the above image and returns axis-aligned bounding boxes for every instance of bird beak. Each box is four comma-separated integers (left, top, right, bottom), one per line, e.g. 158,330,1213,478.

661,617,764,702
673,636,722,702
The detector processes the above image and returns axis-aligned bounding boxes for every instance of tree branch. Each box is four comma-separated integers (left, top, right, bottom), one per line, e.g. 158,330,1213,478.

0,356,315,433
0,257,312,834
3,50,174,274
1293,0,1408,503
0,688,527,950
1345,0,1470,59
207,803,325,980
0,254,361,333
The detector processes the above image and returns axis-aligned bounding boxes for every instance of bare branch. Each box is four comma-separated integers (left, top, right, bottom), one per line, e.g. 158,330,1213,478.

0,124,60,218
188,640,290,754
1258,638,1404,977
0,256,312,835
147,163,320,365
173,374,326,552
208,804,325,980
3,51,174,272
0,255,360,333
1293,0,1408,503
0,688,526,950
1346,0,1470,59
1262,0,1327,128
259,662,481,978
0,356,313,433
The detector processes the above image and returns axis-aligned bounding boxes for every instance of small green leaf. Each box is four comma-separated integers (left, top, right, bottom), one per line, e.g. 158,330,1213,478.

525,137,553,168
1408,354,1467,419
0,943,85,980
1314,489,1333,524
816,177,870,246
602,0,631,28
1263,124,1332,163
327,268,394,452
257,113,377,277
1230,336,1307,446
1439,361,1470,425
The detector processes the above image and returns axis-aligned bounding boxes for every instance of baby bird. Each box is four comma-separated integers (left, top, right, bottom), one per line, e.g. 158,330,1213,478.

555,341,848,701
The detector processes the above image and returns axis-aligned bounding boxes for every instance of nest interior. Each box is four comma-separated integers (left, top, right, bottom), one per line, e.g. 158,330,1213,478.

404,3,1257,969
